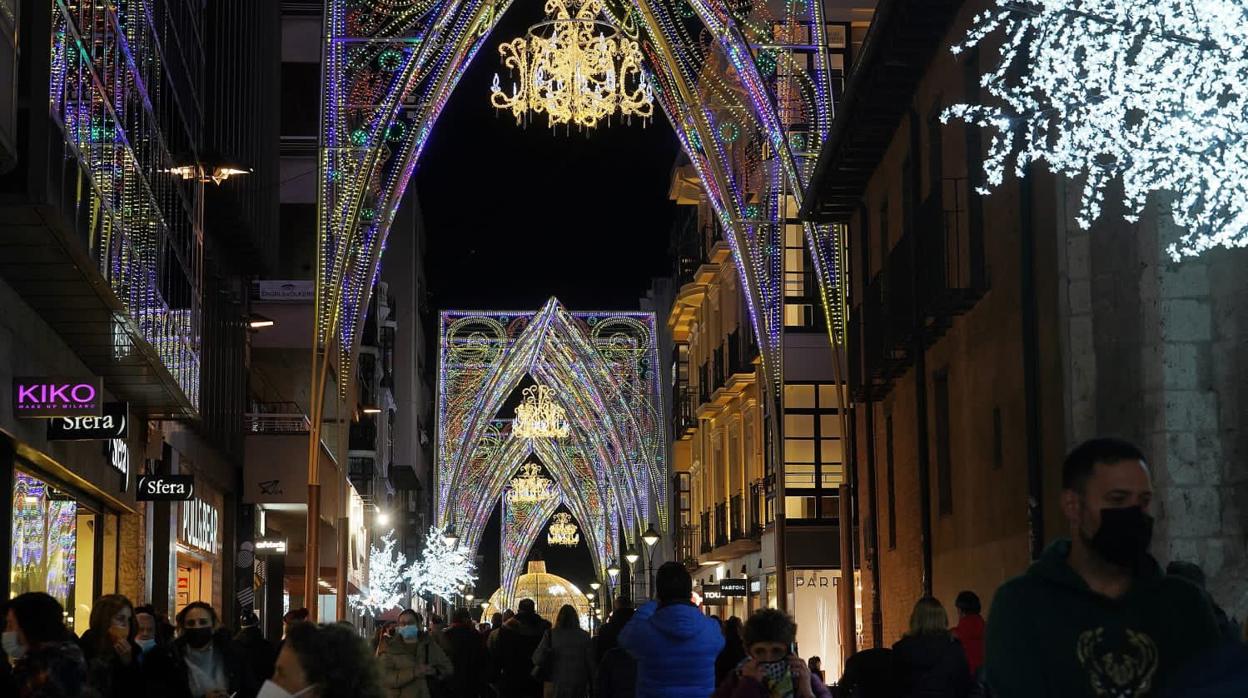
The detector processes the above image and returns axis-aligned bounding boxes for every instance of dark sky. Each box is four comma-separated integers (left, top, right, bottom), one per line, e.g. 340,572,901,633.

416,0,680,312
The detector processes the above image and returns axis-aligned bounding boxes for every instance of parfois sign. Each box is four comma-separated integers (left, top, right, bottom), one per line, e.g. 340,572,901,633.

14,377,103,417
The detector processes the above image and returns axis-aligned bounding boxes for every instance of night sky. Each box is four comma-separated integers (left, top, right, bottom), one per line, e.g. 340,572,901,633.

416,0,681,312
416,2,678,604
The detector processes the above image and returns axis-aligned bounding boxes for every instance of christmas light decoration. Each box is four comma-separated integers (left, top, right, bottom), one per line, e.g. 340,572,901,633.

943,0,1248,260
407,526,477,602
547,513,580,547
508,462,557,504
490,0,654,129
349,531,408,617
512,385,571,439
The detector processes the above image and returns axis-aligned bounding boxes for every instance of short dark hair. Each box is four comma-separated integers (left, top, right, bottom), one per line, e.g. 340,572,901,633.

517,598,536,614
5,592,70,646
955,590,982,614
452,608,472,624
398,609,420,624
239,611,260,628
285,622,384,698
614,596,633,611
491,612,504,627
655,562,692,605
744,608,796,647
283,608,309,624
176,601,218,628
1062,437,1147,492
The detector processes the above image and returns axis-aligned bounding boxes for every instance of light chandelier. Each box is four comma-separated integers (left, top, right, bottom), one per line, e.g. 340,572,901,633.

547,512,580,547
489,0,654,130
508,461,556,504
512,384,571,439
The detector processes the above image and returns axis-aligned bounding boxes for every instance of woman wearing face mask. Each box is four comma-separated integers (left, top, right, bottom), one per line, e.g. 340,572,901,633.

378,609,452,698
261,621,384,698
171,601,259,698
712,608,826,698
3,591,91,698
134,603,183,694
79,594,143,697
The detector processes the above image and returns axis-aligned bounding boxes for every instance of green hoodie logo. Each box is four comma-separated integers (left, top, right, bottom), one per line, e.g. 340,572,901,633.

1076,627,1158,697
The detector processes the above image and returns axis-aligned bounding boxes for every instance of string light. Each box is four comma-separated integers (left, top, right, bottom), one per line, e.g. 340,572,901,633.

547,512,581,547
512,385,571,439
349,531,408,617
508,462,556,504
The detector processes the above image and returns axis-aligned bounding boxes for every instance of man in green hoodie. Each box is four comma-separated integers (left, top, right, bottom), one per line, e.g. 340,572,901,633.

985,437,1220,697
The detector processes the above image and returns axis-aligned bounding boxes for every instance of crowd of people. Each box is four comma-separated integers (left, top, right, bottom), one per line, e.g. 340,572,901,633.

3,438,1246,697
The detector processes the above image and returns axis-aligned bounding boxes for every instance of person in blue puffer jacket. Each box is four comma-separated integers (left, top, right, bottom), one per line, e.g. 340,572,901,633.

619,561,725,697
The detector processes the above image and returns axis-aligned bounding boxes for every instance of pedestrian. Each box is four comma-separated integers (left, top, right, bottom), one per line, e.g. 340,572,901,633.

427,615,449,652
618,561,724,697
79,593,143,697
533,604,593,698
594,606,636,698
950,591,984,678
808,657,824,683
891,597,972,698
377,609,452,698
1166,560,1241,642
172,600,259,698
494,598,550,698
134,603,183,695
235,611,278,682
282,609,309,640
3,592,91,698
592,597,633,663
489,610,514,654
838,647,901,698
444,607,487,697
716,616,747,685
985,437,1222,697
266,620,384,698
711,608,822,698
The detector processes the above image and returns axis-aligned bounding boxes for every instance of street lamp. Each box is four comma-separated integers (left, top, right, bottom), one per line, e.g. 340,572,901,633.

376,510,391,527
466,593,475,604
643,523,660,548
589,581,601,591
606,560,620,579
624,546,640,565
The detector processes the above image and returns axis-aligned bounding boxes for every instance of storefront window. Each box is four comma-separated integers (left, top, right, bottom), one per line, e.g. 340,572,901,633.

11,470,96,634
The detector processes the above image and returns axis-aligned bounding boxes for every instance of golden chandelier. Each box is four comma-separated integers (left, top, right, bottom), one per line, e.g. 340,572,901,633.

548,513,580,547
512,384,570,439
489,0,654,130
508,461,556,504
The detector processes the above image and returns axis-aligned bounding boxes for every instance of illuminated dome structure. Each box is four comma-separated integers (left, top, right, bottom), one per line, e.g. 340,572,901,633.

481,560,595,630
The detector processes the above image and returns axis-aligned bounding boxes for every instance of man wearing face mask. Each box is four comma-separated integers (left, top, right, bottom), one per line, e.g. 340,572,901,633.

170,601,260,698
985,438,1221,697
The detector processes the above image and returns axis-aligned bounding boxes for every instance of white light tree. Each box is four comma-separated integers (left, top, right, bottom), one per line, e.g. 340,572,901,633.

407,526,477,602
349,531,408,617
942,0,1248,259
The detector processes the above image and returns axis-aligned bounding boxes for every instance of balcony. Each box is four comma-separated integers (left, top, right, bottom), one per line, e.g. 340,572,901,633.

246,402,311,434
713,345,727,393
347,456,375,502
699,511,712,554
749,477,771,537
671,385,697,438
677,523,698,568
698,363,711,406
714,502,729,548
730,493,745,541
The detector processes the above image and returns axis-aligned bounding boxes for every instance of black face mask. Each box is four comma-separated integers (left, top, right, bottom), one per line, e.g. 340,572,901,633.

1087,506,1154,568
183,627,214,649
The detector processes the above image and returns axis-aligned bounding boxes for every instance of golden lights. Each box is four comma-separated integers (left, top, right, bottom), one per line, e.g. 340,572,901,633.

547,512,580,547
489,0,654,130
512,384,571,439
508,462,556,504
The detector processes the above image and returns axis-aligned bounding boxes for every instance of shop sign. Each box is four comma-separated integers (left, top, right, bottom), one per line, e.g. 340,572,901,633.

136,474,195,501
794,571,839,589
47,402,128,440
107,438,130,490
720,578,748,596
700,583,726,606
180,498,219,554
257,280,314,301
13,377,103,417
254,538,288,555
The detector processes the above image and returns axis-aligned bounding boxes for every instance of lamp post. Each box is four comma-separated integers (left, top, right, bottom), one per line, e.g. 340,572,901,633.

624,546,640,601
642,523,660,599
606,559,620,607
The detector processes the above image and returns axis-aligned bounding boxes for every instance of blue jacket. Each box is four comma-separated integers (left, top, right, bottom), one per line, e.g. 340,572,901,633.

618,600,725,698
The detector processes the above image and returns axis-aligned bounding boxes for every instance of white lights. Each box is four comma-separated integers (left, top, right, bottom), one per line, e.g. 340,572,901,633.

408,526,477,602
547,512,580,547
376,510,391,527
508,462,556,504
943,0,1248,259
348,531,407,617
511,385,571,439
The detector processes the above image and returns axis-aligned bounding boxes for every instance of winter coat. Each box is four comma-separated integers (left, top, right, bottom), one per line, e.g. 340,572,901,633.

715,634,748,686
533,627,593,698
985,539,1220,698
136,641,184,697
443,623,487,697
593,611,632,664
891,634,972,698
168,630,260,698
78,629,142,698
232,626,277,683
618,600,725,698
494,612,551,698
595,646,637,698
378,632,454,698
10,640,92,698
838,648,901,698
950,615,984,678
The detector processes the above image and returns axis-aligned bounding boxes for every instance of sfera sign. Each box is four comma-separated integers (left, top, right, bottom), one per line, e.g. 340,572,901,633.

47,402,128,440
136,475,195,501
720,578,748,596
107,438,130,490
254,538,288,555
14,377,103,417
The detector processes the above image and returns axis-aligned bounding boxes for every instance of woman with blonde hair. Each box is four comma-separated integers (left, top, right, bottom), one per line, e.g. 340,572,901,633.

891,597,972,698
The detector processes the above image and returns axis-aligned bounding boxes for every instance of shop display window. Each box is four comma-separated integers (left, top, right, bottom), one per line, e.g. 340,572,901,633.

10,470,95,633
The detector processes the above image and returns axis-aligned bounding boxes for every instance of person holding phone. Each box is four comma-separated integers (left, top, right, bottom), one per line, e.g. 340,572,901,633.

711,608,830,698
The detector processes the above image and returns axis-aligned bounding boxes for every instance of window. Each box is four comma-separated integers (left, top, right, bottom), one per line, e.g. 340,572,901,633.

783,382,846,521
784,224,816,329
934,370,953,516
885,413,896,550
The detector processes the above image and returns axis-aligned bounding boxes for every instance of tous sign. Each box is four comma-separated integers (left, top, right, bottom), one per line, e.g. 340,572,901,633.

14,377,103,418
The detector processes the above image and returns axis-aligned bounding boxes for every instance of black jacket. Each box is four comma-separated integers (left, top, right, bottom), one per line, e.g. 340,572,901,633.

493,613,551,698
715,635,747,686
233,626,277,683
79,629,143,698
445,623,487,697
168,629,260,698
595,646,637,698
891,634,972,698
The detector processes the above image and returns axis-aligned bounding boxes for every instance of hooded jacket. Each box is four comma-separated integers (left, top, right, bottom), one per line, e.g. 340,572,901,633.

891,634,972,698
493,611,551,698
618,600,725,698
986,539,1220,698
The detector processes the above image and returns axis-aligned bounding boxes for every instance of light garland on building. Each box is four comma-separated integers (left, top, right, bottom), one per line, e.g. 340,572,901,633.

547,512,580,547
508,462,556,504
942,0,1248,260
489,0,654,129
349,531,408,617
512,384,571,439
407,526,477,603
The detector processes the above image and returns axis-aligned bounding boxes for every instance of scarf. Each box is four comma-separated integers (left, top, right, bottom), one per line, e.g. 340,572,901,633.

184,643,228,697
738,658,797,698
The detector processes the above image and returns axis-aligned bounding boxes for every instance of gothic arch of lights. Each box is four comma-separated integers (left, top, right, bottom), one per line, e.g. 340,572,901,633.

438,299,663,583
